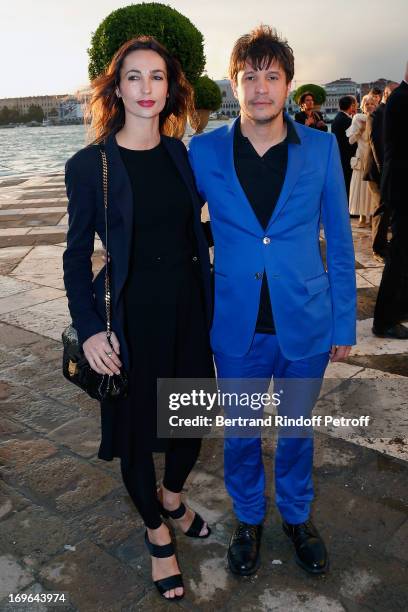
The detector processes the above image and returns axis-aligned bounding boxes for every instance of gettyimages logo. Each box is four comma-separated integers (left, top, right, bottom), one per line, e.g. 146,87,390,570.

168,389,282,411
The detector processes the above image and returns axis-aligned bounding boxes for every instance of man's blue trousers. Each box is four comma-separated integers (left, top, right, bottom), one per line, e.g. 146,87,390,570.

215,333,330,525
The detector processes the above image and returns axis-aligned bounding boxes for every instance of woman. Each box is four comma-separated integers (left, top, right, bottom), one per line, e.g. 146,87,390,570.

63,36,215,601
294,91,328,131
346,94,378,226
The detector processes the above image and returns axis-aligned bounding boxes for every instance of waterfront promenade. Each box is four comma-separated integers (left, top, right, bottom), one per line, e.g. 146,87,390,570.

0,173,407,611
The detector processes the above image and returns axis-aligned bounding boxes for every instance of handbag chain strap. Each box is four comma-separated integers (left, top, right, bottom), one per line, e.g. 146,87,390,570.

100,146,111,341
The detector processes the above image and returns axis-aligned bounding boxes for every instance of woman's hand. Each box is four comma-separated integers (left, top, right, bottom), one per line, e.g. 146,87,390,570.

305,115,315,126
83,331,121,375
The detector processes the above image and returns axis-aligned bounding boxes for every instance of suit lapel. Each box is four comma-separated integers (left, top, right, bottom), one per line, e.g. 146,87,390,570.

216,116,304,233
215,119,265,234
265,128,304,231
104,132,134,248
103,132,134,306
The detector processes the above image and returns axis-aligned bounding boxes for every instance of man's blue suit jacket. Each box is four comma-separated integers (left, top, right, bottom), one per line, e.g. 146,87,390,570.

189,115,357,360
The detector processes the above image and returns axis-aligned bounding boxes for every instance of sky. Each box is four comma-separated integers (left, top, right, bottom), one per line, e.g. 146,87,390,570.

1,0,407,98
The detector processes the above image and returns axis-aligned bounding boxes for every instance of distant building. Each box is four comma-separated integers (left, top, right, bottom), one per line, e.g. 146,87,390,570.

322,78,359,118
58,88,91,124
0,94,68,118
285,91,299,116
59,97,84,123
215,80,240,117
360,78,394,97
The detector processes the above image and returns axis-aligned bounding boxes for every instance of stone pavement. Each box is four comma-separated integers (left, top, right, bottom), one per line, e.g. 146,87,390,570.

0,174,407,611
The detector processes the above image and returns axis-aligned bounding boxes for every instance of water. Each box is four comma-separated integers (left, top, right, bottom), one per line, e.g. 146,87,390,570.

0,120,232,178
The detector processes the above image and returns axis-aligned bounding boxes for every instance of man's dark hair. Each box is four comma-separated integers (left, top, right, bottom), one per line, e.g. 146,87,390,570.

339,95,355,111
229,25,294,83
369,87,382,97
299,91,315,106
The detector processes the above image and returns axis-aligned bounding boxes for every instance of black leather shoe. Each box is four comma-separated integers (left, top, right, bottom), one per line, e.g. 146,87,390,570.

227,522,262,576
372,323,408,339
283,520,329,575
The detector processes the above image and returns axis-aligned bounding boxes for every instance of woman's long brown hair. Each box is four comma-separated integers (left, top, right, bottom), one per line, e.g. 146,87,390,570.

87,36,196,142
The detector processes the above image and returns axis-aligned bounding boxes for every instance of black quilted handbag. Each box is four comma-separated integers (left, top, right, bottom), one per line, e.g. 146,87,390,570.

62,146,128,401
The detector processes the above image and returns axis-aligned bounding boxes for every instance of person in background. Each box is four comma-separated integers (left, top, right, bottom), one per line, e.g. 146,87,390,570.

373,63,408,339
346,94,378,226
331,95,358,198
368,87,383,106
63,36,214,602
294,91,328,131
364,82,399,262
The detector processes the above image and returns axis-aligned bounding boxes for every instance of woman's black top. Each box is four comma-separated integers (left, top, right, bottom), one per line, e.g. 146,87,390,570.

119,141,196,301
98,140,213,460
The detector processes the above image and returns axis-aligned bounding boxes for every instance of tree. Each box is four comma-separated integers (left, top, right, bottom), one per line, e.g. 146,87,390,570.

193,75,222,110
0,106,21,125
88,3,205,85
293,84,326,106
0,106,11,125
26,105,44,122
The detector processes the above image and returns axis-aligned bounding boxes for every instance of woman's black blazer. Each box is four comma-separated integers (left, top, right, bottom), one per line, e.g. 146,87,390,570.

63,131,213,371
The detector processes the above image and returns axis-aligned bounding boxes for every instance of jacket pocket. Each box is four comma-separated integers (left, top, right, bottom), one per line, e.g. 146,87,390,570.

305,272,330,295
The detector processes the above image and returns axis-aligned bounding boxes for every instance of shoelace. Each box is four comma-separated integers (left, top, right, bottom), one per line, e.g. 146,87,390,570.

291,521,316,542
236,523,258,540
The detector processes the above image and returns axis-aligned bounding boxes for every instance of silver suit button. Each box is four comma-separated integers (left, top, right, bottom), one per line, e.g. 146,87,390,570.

263,237,271,245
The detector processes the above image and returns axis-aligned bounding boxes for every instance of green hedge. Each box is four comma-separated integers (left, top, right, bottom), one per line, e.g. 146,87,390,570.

88,3,205,84
194,75,222,110
293,84,326,105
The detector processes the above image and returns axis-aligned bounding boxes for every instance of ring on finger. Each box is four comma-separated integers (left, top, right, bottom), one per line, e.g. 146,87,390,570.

105,351,113,357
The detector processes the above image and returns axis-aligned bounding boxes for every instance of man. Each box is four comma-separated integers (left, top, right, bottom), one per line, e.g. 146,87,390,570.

189,26,356,575
373,64,408,339
364,83,398,262
331,95,357,198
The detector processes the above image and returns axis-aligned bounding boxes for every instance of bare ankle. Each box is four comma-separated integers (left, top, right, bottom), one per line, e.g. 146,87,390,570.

147,523,170,545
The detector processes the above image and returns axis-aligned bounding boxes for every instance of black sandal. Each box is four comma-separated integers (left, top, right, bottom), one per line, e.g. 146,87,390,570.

157,500,211,539
144,531,184,601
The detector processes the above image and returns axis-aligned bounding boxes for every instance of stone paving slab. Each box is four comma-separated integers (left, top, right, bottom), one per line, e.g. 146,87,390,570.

0,178,29,187
0,286,64,315
0,200,67,210
0,555,34,600
0,213,65,228
0,505,75,569
0,232,68,248
18,192,67,201
38,540,144,612
0,246,32,275
354,318,408,356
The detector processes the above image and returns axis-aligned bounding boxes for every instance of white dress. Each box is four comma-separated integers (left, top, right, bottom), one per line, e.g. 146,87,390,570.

346,113,375,217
